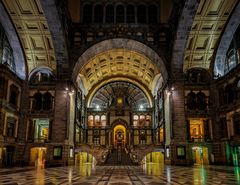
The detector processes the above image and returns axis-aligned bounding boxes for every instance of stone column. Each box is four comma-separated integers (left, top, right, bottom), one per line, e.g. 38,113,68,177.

51,80,75,166
169,0,200,165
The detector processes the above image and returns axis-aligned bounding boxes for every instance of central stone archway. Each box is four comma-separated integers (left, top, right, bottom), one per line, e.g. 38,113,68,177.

72,38,168,97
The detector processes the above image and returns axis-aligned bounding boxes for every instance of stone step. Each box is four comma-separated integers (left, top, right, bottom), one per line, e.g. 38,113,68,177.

105,149,133,165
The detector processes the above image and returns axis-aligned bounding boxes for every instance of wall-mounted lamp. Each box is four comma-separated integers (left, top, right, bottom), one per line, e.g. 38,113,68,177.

65,85,75,96
166,86,174,96
68,91,74,96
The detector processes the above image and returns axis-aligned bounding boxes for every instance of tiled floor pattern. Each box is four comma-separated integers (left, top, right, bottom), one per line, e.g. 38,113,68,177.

0,165,239,185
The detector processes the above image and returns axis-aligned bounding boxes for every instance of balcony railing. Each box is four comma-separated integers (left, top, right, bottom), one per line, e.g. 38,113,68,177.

34,137,48,143
189,136,211,143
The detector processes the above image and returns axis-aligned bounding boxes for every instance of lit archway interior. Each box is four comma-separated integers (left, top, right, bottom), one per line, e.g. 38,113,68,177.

89,81,150,109
113,124,126,148
78,48,163,106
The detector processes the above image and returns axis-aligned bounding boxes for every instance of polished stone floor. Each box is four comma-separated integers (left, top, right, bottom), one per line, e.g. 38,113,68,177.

0,164,239,185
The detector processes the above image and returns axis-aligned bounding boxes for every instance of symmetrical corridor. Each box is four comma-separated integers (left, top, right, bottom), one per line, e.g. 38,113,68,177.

0,165,239,185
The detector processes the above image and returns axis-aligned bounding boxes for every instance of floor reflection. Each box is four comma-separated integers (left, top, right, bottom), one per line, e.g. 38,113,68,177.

141,163,165,176
234,167,240,184
193,166,207,185
77,163,95,177
140,163,240,184
1,165,240,184
34,168,45,185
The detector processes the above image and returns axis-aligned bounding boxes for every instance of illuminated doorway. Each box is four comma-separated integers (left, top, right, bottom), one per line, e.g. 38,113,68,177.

30,147,46,168
113,124,126,149
0,147,5,167
75,152,96,176
0,147,14,167
192,146,209,165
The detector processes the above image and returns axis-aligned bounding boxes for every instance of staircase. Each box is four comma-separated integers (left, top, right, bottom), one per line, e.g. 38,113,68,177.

105,149,133,165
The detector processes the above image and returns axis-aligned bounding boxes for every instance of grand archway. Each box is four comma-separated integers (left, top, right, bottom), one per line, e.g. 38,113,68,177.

77,38,166,165
73,38,168,97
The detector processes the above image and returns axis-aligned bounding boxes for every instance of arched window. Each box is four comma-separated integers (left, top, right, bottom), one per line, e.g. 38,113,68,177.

2,47,14,70
218,88,225,105
139,115,145,126
9,84,19,107
95,115,100,126
106,5,114,23
236,80,240,99
29,68,55,84
187,92,196,110
0,77,6,99
0,24,15,73
82,4,92,23
133,115,139,127
225,49,238,74
88,115,94,126
225,84,235,104
33,92,42,111
116,5,125,23
233,113,240,135
94,5,103,23
101,115,106,127
146,115,151,126
148,5,158,23
137,5,147,23
126,5,135,23
43,92,53,110
196,91,206,110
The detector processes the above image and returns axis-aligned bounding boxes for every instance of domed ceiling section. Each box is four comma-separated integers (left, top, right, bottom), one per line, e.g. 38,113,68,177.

79,49,161,94
90,81,150,109
2,0,56,72
183,0,238,72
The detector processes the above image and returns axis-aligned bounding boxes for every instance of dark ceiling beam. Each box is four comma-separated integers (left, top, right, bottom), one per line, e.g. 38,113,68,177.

40,0,69,79
171,0,200,79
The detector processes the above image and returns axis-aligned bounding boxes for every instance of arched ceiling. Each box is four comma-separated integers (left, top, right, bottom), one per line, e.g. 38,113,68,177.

90,81,150,109
183,0,238,72
79,49,161,95
2,0,56,73
2,0,240,81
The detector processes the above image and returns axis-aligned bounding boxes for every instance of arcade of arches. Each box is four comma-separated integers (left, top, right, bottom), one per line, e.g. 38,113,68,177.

0,0,240,184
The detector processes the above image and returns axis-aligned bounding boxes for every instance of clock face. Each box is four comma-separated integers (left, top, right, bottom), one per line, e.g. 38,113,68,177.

117,97,123,104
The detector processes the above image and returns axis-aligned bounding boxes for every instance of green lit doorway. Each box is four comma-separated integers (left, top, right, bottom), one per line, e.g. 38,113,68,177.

232,146,240,166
